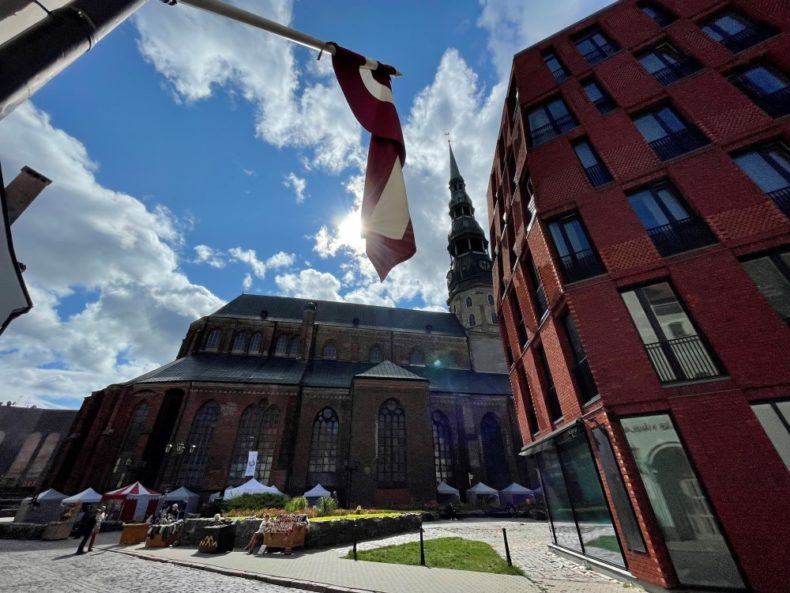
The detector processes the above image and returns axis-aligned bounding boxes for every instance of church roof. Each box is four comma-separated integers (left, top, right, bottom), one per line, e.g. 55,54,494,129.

211,294,466,337
126,355,509,395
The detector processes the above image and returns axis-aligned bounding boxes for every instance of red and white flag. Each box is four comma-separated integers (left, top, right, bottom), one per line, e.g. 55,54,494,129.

0,168,32,336
331,44,415,281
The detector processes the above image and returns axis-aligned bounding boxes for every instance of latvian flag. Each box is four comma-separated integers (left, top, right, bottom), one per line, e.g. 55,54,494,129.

331,44,416,281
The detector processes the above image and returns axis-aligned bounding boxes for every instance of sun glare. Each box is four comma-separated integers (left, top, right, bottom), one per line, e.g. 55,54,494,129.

336,210,365,253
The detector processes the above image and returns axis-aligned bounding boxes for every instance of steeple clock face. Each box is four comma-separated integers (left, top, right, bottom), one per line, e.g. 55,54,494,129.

478,260,492,271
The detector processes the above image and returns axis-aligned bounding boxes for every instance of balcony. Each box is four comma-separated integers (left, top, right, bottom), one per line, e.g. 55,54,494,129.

573,358,598,403
645,335,722,384
582,43,618,65
755,85,790,118
769,186,790,217
592,95,615,114
559,248,605,283
718,25,774,53
649,129,707,161
651,58,699,86
583,163,613,187
531,114,577,146
647,218,716,256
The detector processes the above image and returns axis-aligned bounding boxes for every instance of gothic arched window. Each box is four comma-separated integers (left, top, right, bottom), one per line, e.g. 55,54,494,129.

205,329,222,351
409,348,425,366
177,401,219,488
289,335,301,358
432,410,454,484
232,333,247,353
488,294,494,305
480,413,510,489
107,402,149,489
274,335,289,356
377,398,407,487
466,297,473,308
227,403,280,485
369,346,383,363
469,314,476,326
257,405,280,484
249,333,262,354
322,341,337,360
308,407,339,487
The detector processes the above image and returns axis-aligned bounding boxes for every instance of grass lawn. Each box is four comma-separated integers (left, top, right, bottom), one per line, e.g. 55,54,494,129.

345,536,524,576
585,535,621,553
310,512,405,522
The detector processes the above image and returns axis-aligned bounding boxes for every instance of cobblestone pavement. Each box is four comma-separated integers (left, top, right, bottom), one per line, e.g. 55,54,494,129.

0,537,303,593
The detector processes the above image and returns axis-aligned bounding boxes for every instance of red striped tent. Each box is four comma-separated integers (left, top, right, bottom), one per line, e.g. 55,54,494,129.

103,481,161,522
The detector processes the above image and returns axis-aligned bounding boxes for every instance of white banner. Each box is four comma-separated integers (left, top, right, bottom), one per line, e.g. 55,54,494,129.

244,450,258,477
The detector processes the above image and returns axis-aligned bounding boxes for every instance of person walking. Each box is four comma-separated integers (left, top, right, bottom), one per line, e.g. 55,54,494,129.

75,507,97,555
87,506,106,552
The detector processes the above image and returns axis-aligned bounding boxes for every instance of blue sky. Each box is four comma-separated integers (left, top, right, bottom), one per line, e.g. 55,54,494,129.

0,0,613,407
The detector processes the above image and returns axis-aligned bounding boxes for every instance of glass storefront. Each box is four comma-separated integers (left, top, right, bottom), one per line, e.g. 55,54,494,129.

621,414,745,590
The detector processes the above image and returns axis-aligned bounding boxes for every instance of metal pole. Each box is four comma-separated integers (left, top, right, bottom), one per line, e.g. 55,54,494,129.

419,526,425,566
0,0,148,120
502,527,512,566
352,537,357,561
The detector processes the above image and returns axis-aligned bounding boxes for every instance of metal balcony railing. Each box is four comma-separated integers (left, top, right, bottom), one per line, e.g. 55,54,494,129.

552,68,569,83
755,85,790,118
584,163,613,187
718,25,774,53
531,113,577,146
582,43,618,64
559,249,605,283
769,186,790,217
651,58,699,86
649,128,707,161
644,335,722,384
647,218,716,256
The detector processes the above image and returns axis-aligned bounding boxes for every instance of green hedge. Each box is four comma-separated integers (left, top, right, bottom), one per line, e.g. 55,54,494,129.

220,493,288,511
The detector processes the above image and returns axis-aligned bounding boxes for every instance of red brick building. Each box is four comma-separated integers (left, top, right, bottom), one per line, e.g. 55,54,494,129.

489,1,789,591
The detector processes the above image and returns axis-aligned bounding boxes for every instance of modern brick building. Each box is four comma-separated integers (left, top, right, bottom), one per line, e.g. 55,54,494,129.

488,1,789,591
47,150,527,508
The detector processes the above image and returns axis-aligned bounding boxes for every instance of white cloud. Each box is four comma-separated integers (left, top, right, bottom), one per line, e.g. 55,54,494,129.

266,251,296,269
193,244,226,268
242,273,253,292
242,168,256,177
228,246,266,278
275,269,342,301
0,103,223,407
283,172,307,204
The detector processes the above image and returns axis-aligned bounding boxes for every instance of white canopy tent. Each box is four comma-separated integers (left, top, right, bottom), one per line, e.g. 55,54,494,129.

62,488,103,505
223,478,284,500
467,482,500,506
436,481,460,502
499,482,535,506
303,484,330,506
15,488,67,523
164,486,200,514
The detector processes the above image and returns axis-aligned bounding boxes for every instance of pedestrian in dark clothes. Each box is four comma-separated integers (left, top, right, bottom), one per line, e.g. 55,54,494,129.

75,508,97,555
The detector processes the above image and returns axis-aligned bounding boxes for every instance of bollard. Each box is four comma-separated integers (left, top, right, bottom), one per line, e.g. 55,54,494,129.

419,527,425,566
502,527,512,567
353,537,357,561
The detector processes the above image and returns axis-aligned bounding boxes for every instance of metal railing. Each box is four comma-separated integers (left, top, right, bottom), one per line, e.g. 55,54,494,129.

531,113,577,146
559,249,605,283
645,335,721,384
649,128,707,161
719,25,773,53
651,58,699,86
647,218,716,256
769,186,790,217
584,163,613,187
582,43,618,64
755,85,790,118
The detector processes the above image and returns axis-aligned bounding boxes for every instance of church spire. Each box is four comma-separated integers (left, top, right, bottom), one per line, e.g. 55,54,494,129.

449,140,462,182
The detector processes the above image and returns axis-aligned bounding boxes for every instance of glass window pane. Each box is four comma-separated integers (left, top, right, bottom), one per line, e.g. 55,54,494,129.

715,15,746,35
639,53,665,74
752,403,790,470
622,290,660,343
564,219,592,253
743,67,786,94
529,107,550,130
657,188,690,221
630,190,669,228
643,282,696,339
766,148,790,176
734,152,787,192
547,99,569,119
702,24,723,41
621,415,744,589
576,39,595,56
573,141,597,168
549,223,570,257
537,445,583,552
742,256,790,320
657,107,686,132
635,114,665,142
584,82,602,102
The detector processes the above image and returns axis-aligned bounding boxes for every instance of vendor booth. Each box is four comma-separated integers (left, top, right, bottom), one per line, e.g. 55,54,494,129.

104,481,161,522
436,481,460,503
62,487,103,506
303,484,331,507
15,488,67,524
499,482,534,507
164,486,200,515
223,478,283,500
467,482,500,506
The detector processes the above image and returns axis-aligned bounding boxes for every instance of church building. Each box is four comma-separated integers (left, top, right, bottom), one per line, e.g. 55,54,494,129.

47,148,525,506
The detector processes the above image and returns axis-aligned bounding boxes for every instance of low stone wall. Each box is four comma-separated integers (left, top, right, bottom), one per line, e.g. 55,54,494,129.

0,522,46,540
177,514,422,550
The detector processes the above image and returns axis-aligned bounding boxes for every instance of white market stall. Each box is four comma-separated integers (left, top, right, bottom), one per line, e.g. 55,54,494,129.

467,482,500,506
62,487,103,505
436,481,460,503
303,483,331,506
103,481,161,522
499,482,535,507
223,478,283,500
15,488,67,523
164,486,200,514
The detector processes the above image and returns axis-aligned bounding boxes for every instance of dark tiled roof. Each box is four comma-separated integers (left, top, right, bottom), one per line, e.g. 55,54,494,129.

131,354,306,385
408,365,512,395
356,361,427,381
302,361,372,389
211,294,466,336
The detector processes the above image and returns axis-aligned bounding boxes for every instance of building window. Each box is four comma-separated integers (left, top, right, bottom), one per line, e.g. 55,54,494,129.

701,11,775,53
468,314,476,327
562,314,598,403
516,364,539,435
289,335,301,358
377,399,406,487
491,312,498,324
274,334,289,356
466,296,473,308
527,98,578,146
733,144,790,217
248,333,262,354
176,401,220,488
542,50,569,82
524,254,548,319
621,282,723,384
107,402,149,489
536,344,562,421
621,414,744,588
308,407,340,487
548,214,606,283
740,249,790,323
634,105,708,161
751,400,790,471
572,139,612,187
409,348,425,366
229,403,264,484
322,341,337,360
431,410,454,484
232,333,247,353
205,329,222,351
637,43,699,86
369,346,383,363
573,27,619,64
639,1,675,26
730,64,790,118
480,414,511,489
509,291,528,350
627,183,716,256
582,80,615,114
488,294,494,305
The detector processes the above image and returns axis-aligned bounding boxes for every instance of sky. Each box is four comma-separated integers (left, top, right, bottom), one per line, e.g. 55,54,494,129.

0,0,614,408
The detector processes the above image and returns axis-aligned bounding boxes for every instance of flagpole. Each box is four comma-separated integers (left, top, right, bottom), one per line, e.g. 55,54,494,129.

167,0,402,75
